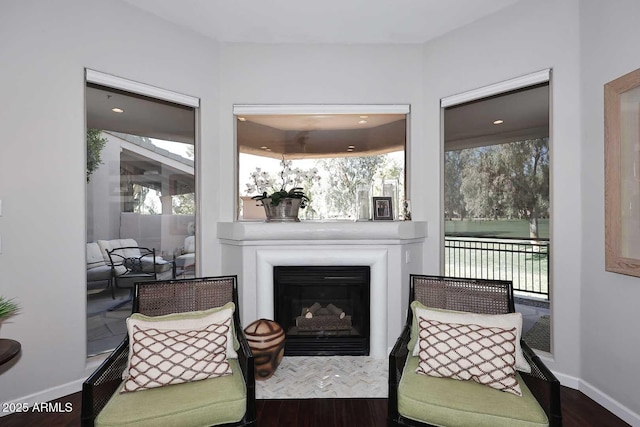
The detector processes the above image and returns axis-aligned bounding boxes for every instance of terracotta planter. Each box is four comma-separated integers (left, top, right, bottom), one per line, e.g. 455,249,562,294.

244,319,286,380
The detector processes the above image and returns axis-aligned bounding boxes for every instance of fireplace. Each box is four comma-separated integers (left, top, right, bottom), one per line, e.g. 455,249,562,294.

274,266,370,356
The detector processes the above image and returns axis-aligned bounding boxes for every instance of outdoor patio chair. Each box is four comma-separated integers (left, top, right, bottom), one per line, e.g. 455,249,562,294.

388,274,562,427
81,275,256,427
105,246,174,310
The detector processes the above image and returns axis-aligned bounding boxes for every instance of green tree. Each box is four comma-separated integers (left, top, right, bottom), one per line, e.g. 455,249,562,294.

497,138,549,238
444,150,467,220
173,193,195,215
86,128,107,182
458,138,549,238
319,156,387,218
460,146,510,220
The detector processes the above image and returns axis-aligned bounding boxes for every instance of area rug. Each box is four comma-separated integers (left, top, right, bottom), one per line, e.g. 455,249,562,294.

255,356,388,399
523,314,550,352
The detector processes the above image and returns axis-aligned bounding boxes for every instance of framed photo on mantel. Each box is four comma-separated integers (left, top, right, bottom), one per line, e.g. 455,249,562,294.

373,197,393,221
604,67,640,277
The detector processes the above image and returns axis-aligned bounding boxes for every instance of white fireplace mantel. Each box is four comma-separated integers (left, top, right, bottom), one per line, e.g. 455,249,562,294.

217,221,427,357
217,220,427,243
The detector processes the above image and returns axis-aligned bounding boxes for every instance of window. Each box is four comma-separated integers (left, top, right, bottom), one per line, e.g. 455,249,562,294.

442,79,552,353
85,72,198,356
236,105,408,221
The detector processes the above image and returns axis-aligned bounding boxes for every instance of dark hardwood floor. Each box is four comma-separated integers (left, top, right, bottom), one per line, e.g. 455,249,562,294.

1,386,630,427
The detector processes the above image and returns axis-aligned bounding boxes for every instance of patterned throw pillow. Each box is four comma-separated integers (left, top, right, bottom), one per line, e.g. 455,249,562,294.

416,317,522,396
409,302,531,373
122,319,233,393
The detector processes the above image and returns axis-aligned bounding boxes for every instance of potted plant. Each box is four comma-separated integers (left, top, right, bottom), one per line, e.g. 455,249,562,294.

247,158,315,222
0,296,19,322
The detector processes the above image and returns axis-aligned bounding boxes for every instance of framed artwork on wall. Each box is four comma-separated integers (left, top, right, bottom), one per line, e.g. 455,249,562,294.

373,196,393,221
605,67,640,277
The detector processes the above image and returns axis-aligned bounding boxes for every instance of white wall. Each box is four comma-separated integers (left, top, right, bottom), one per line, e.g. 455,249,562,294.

580,0,640,421
0,0,220,405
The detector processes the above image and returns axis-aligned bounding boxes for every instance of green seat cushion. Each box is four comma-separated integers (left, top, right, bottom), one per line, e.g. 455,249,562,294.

398,355,548,427
96,358,246,427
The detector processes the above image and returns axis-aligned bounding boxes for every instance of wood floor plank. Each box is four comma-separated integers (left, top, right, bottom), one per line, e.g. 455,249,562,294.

0,386,631,427
256,399,283,426
368,398,389,427
561,387,630,427
335,398,374,427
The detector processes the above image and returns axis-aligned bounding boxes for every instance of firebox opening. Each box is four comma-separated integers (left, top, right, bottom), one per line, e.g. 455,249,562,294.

274,265,371,356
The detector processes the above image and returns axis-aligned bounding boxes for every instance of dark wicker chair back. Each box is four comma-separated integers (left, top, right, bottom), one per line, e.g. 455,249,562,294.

410,274,514,319
388,275,562,427
81,276,256,427
134,276,236,316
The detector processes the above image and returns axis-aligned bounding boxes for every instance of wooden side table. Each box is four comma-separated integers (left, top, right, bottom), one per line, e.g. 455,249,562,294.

0,338,21,366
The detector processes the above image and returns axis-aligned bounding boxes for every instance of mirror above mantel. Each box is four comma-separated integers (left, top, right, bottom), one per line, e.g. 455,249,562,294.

235,104,409,222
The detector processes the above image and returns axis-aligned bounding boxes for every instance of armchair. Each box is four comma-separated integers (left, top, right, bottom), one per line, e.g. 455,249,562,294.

81,276,256,427
388,275,561,427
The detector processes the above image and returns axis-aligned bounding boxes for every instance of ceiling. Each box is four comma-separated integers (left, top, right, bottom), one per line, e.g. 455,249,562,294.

444,84,549,150
120,0,522,44
86,85,195,144
237,114,406,159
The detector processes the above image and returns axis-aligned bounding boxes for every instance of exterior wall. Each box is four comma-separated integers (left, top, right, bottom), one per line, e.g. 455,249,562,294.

86,133,122,242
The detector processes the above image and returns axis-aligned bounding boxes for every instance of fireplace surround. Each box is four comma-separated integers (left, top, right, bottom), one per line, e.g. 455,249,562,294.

217,220,427,357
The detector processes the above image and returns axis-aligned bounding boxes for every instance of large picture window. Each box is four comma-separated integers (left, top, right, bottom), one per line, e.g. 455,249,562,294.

236,105,408,221
85,71,198,357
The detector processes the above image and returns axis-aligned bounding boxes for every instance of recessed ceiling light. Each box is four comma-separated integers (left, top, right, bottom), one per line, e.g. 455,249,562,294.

347,145,356,149
493,119,504,125
358,120,367,124
266,148,272,151
112,107,124,113
359,115,369,119
260,146,269,150
238,117,247,121
347,148,354,152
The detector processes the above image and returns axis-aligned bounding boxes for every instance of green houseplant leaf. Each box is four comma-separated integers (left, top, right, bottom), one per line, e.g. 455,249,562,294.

0,297,20,321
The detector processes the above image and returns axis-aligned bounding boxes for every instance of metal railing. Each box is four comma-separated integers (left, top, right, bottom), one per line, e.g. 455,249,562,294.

444,236,550,298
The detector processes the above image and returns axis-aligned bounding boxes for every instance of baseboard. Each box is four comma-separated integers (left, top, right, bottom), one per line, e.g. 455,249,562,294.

579,379,640,426
553,370,580,389
0,379,84,417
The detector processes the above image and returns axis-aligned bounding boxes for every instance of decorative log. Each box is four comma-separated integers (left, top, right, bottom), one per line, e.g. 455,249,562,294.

303,302,322,318
327,303,346,319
